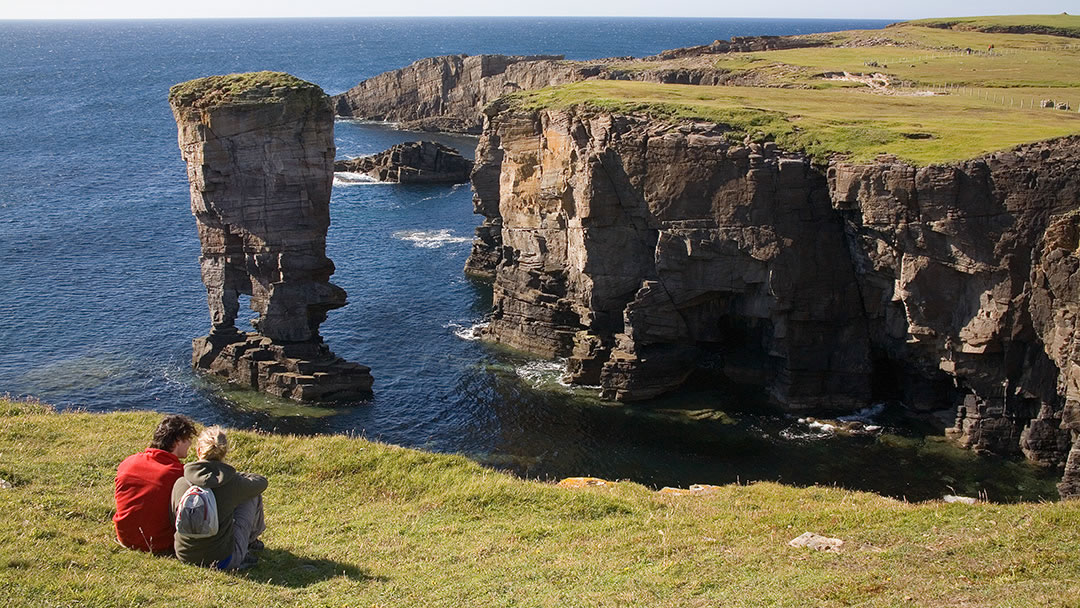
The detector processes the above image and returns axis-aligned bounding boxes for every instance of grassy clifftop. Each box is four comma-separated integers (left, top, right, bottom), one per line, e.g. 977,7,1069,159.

513,16,1080,164
169,71,322,110
906,14,1080,38
2,398,1079,607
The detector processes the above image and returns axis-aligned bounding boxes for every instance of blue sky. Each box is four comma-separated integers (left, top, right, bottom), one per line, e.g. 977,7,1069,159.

1,0,1075,20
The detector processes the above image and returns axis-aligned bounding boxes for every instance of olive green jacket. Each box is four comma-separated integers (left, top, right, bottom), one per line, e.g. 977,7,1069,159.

170,460,267,566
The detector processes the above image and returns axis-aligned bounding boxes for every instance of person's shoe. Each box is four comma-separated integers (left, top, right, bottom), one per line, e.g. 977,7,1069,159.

248,539,265,552
232,553,259,571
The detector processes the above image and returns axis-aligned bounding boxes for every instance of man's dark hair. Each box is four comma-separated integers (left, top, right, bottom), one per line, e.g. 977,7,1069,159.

150,415,197,451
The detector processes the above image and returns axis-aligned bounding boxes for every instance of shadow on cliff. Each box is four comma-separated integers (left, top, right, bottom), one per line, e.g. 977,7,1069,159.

241,548,384,588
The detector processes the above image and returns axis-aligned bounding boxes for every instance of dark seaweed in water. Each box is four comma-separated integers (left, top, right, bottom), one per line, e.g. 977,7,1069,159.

0,17,1058,502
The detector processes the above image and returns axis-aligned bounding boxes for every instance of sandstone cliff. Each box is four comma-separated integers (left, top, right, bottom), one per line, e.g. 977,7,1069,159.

171,71,373,402
333,54,571,133
465,104,1080,496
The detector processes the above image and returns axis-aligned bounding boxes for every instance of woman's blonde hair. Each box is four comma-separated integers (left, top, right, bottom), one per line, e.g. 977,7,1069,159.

196,426,228,461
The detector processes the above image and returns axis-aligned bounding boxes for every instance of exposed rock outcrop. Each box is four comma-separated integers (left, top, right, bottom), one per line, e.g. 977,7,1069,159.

170,72,373,402
334,141,472,184
333,54,573,133
644,35,829,61
332,54,743,134
466,104,1080,495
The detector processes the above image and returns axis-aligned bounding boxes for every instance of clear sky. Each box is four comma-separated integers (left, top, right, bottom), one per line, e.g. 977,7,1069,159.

0,0,1075,20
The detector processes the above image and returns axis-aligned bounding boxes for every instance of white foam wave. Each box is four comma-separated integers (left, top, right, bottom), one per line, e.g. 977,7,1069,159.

779,426,834,441
394,229,472,248
515,359,570,388
333,171,384,187
446,321,488,341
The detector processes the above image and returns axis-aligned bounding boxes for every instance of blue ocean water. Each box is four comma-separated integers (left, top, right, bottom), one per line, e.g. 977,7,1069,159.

0,17,1059,500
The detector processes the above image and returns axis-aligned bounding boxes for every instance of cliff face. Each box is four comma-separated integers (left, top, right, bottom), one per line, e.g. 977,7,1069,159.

472,108,873,408
466,106,1080,495
171,72,373,402
333,54,572,133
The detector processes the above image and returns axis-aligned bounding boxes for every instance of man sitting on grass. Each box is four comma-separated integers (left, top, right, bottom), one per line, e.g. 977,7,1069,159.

172,426,267,571
113,414,197,553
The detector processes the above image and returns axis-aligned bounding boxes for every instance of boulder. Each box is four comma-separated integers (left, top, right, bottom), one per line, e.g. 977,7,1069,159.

335,141,472,184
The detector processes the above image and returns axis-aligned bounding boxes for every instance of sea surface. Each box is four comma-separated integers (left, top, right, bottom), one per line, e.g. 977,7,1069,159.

0,17,1060,501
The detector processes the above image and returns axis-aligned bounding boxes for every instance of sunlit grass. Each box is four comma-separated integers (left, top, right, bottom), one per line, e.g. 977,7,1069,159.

510,79,1080,164
2,399,1080,607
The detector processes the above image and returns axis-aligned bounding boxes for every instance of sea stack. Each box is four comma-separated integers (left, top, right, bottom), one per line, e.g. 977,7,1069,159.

170,71,373,401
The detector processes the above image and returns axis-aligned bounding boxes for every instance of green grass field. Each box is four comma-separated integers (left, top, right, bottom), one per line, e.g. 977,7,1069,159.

525,16,1080,164
2,398,1079,607
512,80,1080,164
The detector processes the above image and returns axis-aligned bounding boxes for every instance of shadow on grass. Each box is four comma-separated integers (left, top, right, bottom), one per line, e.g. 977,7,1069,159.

240,548,385,588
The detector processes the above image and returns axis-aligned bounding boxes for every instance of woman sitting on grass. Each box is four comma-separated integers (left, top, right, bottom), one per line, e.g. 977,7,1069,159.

171,426,267,571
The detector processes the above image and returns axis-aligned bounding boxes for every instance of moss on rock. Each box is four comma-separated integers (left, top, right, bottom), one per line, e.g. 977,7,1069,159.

168,71,322,110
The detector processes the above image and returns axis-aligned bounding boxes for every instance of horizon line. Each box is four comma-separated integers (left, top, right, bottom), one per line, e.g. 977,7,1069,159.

0,15,938,22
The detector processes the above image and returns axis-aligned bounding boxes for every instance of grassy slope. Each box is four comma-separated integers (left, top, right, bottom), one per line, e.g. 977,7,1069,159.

520,17,1080,164
2,399,1079,608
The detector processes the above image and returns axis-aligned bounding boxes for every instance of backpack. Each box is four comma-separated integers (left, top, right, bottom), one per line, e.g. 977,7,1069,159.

174,484,219,538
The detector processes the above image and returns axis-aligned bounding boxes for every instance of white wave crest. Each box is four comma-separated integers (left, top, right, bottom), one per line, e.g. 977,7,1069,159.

779,426,834,441
515,359,570,388
394,229,472,248
446,321,488,341
333,171,383,187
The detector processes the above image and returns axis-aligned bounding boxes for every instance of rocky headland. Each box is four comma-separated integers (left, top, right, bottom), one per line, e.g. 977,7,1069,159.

334,141,472,184
329,42,799,133
170,71,373,402
330,16,1080,494
463,101,1080,495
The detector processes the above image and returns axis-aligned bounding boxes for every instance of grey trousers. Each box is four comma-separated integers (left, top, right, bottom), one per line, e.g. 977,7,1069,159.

227,495,265,568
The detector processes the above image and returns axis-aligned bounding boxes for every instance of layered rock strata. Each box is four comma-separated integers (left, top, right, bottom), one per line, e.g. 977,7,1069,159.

170,72,373,402
466,105,1080,496
333,54,568,133
334,141,472,184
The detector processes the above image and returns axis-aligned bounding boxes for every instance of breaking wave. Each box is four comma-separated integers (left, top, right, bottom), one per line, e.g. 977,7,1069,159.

446,321,488,341
333,171,384,186
393,229,472,248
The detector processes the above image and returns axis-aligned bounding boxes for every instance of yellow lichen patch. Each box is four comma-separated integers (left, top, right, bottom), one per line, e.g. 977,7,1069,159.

558,477,613,488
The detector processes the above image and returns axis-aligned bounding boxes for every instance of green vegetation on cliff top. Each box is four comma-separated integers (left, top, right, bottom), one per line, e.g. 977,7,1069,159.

169,71,321,109
514,16,1080,164
906,14,1080,38
3,398,1079,607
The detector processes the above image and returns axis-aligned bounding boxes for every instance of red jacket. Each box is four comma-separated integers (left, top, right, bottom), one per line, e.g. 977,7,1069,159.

113,448,183,552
